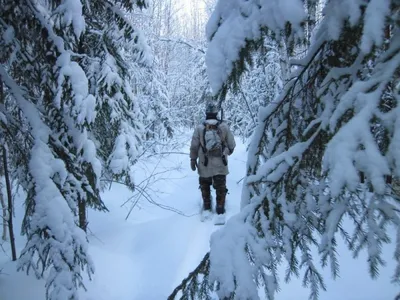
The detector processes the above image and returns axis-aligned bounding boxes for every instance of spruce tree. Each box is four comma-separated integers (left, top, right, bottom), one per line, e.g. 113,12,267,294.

0,0,149,298
170,1,400,299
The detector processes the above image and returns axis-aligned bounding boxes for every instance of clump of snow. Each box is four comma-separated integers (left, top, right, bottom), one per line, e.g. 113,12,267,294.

55,52,97,125
361,0,390,53
131,29,153,66
109,133,129,174
54,0,86,38
100,54,123,100
205,0,305,94
322,0,362,40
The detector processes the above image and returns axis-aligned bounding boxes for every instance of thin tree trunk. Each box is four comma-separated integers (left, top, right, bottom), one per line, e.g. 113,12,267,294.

78,198,87,232
0,75,5,242
3,146,16,261
0,185,7,241
0,78,16,260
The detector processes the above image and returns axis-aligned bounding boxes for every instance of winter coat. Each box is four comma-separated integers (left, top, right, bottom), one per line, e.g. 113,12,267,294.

190,119,236,178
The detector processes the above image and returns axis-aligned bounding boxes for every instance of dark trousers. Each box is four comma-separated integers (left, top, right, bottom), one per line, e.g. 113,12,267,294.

199,175,227,214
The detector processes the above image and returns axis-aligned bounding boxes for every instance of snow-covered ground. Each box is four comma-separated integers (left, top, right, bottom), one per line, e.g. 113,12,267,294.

0,134,398,300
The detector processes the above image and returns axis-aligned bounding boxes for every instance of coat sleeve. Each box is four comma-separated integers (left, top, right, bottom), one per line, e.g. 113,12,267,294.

190,127,201,160
223,123,236,154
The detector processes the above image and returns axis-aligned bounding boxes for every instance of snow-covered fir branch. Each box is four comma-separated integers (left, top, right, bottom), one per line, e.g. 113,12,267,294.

171,1,400,299
0,0,150,299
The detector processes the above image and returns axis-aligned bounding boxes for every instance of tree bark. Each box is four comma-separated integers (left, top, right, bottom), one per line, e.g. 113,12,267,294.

0,184,7,241
3,146,16,261
0,77,16,260
78,198,87,232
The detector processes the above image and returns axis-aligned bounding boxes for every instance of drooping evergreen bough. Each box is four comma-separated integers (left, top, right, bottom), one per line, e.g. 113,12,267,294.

170,1,400,299
0,0,149,299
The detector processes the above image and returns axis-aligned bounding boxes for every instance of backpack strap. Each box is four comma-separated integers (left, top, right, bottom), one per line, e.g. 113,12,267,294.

216,121,228,166
201,122,209,167
201,122,207,152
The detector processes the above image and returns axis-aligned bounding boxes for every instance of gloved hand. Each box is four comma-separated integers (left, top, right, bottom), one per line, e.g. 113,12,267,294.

223,148,231,156
190,159,197,171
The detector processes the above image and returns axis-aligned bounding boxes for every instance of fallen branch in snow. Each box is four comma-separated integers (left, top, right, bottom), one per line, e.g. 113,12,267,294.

137,138,188,160
236,176,245,185
0,240,10,259
129,155,197,218
123,185,198,218
86,227,105,245
102,171,197,219
145,151,190,158
0,268,9,276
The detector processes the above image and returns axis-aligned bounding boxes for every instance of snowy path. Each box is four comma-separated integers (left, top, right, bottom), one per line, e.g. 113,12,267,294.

0,137,398,300
79,139,246,300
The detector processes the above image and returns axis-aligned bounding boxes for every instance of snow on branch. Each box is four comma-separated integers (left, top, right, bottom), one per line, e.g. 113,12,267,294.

0,66,94,300
247,127,320,185
53,0,86,38
206,0,306,94
55,52,97,124
181,1,400,300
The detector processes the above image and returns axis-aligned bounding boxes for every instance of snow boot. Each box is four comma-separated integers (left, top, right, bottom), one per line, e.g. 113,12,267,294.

215,186,227,214
215,204,225,215
200,179,213,222
214,212,226,225
214,190,226,225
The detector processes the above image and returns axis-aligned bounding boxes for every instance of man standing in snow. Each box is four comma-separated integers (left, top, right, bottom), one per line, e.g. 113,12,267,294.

190,100,236,223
